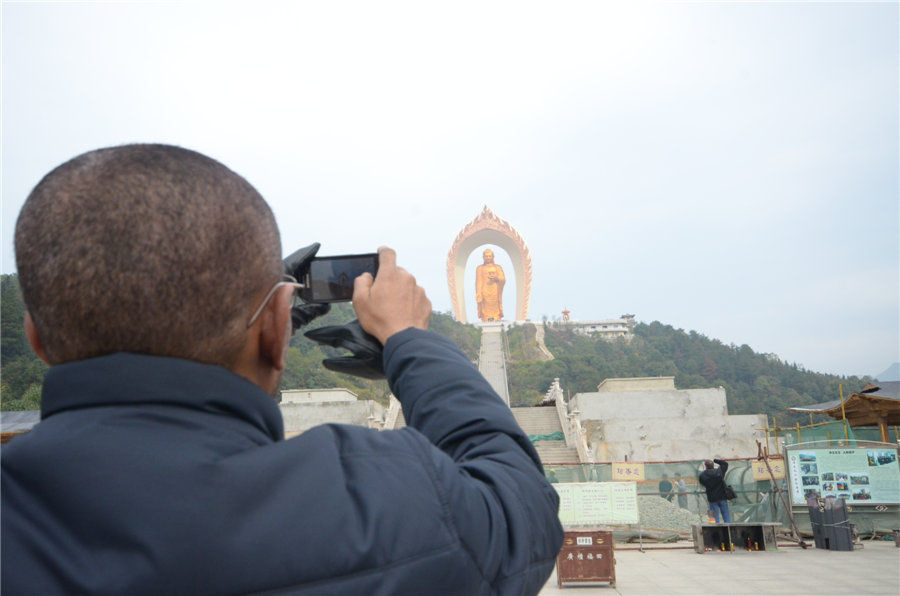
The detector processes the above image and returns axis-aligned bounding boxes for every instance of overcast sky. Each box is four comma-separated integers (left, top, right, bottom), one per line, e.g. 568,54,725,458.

2,1,897,379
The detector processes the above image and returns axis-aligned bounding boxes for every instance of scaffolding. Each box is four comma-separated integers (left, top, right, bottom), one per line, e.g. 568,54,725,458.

757,417,899,455
544,449,899,538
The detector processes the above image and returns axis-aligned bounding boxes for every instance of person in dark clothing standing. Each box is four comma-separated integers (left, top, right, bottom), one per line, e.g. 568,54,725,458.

1,144,563,595
699,458,731,523
658,473,674,501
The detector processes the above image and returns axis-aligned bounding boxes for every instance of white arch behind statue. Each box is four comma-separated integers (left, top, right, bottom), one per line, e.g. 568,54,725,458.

446,207,532,323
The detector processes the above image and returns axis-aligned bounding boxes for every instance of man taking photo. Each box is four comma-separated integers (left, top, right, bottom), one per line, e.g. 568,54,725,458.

2,144,563,595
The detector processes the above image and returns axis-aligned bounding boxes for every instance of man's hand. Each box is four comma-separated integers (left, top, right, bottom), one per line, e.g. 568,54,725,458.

282,243,331,333
291,302,330,334
353,247,431,345
283,242,320,280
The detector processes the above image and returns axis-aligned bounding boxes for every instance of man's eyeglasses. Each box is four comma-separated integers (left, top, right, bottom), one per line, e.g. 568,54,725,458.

247,275,303,328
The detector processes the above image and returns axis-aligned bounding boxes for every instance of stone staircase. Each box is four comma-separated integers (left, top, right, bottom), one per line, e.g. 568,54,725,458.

511,407,580,464
387,327,581,467
477,324,510,405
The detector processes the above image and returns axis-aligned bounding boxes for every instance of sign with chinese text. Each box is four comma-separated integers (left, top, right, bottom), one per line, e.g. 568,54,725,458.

752,458,786,481
784,446,900,506
554,482,639,526
611,462,645,481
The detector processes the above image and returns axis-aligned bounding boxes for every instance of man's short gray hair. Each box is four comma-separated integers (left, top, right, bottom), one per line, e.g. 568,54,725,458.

15,144,282,366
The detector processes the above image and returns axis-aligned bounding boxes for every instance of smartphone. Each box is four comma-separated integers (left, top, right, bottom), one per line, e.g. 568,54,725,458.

298,253,379,303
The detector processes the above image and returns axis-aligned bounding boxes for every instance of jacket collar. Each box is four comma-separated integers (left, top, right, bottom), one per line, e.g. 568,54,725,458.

40,353,284,441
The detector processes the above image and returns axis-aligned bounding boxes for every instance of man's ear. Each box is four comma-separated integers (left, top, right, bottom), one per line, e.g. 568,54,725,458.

257,285,293,373
24,312,51,365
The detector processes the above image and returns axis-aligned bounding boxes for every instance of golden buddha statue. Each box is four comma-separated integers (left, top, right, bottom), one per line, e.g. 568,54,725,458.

475,248,505,322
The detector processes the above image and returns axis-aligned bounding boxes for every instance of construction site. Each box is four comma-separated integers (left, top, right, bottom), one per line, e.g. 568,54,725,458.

273,322,900,594
7,320,895,593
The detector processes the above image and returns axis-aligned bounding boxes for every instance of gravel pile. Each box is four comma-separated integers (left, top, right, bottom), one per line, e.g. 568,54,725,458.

638,496,703,531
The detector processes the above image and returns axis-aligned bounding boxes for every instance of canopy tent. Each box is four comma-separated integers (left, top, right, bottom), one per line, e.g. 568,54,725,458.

790,381,900,442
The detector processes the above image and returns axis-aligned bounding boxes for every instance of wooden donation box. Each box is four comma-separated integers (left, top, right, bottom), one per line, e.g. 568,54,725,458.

556,528,615,588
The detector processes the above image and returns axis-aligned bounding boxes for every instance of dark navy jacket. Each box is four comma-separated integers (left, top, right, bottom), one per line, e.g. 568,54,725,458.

698,458,729,503
1,328,563,595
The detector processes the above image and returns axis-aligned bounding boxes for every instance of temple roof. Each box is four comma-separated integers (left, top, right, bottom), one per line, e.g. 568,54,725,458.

789,381,900,426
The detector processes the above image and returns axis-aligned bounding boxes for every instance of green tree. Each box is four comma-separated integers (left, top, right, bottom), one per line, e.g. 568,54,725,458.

1,274,29,361
1,275,49,411
503,320,871,427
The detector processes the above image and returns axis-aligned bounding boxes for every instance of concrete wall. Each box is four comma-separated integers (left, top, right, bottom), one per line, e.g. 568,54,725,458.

571,387,728,421
281,388,359,403
280,401,384,437
586,414,767,461
571,381,765,461
596,377,675,392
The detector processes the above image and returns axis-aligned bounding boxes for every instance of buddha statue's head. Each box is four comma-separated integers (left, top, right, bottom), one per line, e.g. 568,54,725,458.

483,249,494,264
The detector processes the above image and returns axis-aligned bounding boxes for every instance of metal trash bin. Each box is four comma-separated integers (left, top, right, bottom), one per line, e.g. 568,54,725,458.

822,497,853,551
809,496,853,551
806,496,826,549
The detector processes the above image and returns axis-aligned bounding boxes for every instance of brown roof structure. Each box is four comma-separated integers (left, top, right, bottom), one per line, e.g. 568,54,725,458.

790,381,900,441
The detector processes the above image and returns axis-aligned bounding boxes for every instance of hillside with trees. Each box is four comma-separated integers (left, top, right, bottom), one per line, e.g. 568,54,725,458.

507,321,871,426
1,275,47,411
2,272,870,422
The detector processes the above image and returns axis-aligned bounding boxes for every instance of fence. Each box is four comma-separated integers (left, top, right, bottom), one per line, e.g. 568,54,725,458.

543,451,898,537
543,458,785,533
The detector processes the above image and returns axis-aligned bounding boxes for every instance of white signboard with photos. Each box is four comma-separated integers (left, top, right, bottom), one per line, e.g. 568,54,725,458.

784,446,900,506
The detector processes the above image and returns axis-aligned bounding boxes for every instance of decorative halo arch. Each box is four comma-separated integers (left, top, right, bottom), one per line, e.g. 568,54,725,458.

446,206,532,323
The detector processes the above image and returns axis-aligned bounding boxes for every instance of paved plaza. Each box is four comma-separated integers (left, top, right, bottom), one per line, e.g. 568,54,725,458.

540,539,900,595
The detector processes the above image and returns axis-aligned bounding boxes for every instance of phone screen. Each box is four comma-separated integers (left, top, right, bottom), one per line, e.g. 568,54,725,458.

300,254,378,303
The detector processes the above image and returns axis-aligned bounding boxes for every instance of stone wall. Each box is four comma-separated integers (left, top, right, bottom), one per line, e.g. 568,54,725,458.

586,415,767,461
571,380,765,461
572,387,728,421
596,376,675,392
281,388,359,403
280,401,384,438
